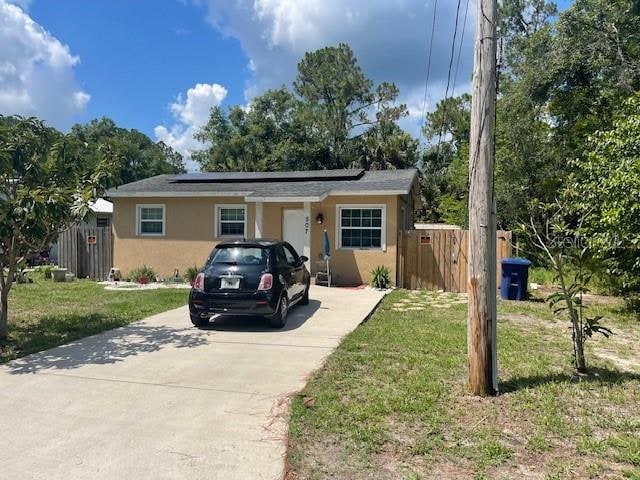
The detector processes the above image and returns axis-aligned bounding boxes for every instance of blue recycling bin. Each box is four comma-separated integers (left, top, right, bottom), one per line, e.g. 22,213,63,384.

500,258,532,301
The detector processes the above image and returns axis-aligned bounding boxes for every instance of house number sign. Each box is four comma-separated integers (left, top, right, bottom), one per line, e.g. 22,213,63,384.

87,235,97,245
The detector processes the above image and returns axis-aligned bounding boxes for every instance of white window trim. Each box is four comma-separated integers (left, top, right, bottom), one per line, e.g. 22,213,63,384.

136,204,165,237
215,204,248,238
335,204,386,251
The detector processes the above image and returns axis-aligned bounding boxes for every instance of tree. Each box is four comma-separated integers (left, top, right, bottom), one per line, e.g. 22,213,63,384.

521,201,612,373
420,94,472,225
70,117,185,184
0,117,116,340
293,43,407,168
194,44,415,172
566,93,640,295
193,89,327,171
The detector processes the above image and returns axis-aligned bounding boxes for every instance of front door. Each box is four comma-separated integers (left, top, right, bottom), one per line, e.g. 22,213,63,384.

282,209,306,258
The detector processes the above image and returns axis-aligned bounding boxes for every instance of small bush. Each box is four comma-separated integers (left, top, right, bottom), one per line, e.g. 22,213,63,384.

184,265,200,284
128,265,157,284
38,264,54,279
371,265,391,289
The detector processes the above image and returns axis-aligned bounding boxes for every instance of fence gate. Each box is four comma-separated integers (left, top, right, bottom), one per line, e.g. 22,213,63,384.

397,229,512,293
58,227,113,281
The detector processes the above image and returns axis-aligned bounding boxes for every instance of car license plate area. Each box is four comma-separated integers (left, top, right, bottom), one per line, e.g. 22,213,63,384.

220,276,241,289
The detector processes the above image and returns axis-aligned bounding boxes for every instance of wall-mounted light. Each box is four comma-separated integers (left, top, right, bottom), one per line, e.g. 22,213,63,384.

316,213,324,225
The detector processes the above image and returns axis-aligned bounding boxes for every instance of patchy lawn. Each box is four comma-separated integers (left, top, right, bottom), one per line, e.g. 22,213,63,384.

1,273,188,363
286,289,640,480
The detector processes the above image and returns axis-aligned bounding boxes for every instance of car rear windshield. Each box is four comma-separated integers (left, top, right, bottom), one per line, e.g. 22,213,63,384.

209,246,268,266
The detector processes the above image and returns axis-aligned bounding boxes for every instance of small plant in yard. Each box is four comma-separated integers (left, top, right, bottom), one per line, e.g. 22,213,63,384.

184,266,200,285
521,200,613,373
370,265,391,289
39,264,53,280
128,265,157,284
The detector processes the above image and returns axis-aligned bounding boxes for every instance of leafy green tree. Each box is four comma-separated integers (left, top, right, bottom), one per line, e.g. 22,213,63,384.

521,200,612,373
71,117,185,184
566,93,640,295
194,44,415,172
0,117,116,340
420,95,472,225
293,43,407,168
193,88,327,171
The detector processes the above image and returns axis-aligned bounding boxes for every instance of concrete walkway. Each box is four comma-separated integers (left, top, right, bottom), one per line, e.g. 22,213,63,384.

0,286,385,480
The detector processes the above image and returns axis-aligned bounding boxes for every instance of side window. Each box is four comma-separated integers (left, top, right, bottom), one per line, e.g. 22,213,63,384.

275,246,289,267
283,245,298,266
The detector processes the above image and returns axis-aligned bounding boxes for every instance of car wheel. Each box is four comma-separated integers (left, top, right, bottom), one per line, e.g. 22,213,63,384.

269,295,288,329
190,313,209,327
300,281,310,305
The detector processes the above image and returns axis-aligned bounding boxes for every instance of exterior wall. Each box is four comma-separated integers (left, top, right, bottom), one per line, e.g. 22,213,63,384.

112,197,254,278
262,202,304,239
112,194,404,285
309,195,398,286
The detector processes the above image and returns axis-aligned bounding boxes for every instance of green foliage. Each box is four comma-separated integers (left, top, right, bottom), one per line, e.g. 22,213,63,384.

70,117,185,185
37,265,54,280
193,44,416,172
566,93,640,295
127,265,157,284
370,265,391,289
423,0,640,235
184,265,200,284
519,201,612,372
0,116,117,339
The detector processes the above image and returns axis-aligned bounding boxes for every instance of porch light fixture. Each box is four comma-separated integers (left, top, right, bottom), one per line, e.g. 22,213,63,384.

315,213,324,225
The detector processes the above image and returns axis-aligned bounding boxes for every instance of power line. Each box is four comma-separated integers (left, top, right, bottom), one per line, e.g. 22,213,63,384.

417,0,439,150
432,0,464,166
452,0,471,97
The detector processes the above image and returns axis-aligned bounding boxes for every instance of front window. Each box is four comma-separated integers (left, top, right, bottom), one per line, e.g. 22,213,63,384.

338,206,384,249
217,206,246,237
137,205,165,236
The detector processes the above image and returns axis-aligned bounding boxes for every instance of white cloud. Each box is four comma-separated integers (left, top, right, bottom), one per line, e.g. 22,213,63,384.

195,0,476,137
155,82,228,171
0,1,90,129
170,82,227,127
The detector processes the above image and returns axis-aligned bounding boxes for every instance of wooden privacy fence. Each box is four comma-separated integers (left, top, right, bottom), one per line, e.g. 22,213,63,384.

58,226,113,281
397,229,512,293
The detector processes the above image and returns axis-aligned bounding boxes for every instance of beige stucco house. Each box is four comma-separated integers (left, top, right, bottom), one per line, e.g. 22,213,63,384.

107,168,420,286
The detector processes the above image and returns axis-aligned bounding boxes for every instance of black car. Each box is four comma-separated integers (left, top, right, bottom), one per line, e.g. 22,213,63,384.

188,239,311,328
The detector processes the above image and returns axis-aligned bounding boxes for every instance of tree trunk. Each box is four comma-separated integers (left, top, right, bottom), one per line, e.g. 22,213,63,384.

0,287,8,341
557,261,587,373
574,324,587,373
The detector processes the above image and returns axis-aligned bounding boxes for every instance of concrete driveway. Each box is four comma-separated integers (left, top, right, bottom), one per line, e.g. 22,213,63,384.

0,285,384,480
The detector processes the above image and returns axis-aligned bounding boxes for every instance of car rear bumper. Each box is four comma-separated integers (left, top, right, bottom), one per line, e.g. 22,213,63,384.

189,290,279,317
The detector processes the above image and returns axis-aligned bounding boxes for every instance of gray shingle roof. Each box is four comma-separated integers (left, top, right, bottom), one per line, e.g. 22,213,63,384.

107,168,418,200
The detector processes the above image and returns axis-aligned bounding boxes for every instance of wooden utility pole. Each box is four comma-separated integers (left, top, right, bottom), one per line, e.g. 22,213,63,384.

467,0,498,396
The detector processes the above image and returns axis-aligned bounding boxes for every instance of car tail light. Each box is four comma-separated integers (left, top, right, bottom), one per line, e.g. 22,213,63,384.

257,273,273,291
193,273,205,292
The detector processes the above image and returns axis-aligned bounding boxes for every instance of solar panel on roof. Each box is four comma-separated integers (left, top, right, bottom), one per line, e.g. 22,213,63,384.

169,169,365,183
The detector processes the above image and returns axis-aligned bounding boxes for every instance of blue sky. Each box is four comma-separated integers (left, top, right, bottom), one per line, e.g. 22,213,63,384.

15,0,249,132
1,0,573,169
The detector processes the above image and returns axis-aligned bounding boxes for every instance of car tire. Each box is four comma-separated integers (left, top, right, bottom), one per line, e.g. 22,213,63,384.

300,282,310,305
269,295,288,329
190,313,208,327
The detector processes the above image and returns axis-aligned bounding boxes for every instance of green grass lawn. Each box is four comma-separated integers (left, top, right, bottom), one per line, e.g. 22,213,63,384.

287,290,640,480
1,273,188,363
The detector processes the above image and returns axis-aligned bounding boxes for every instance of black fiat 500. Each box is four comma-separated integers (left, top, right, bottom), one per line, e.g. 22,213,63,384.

188,239,311,328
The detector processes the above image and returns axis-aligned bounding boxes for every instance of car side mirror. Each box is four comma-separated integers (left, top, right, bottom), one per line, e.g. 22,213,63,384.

299,255,308,263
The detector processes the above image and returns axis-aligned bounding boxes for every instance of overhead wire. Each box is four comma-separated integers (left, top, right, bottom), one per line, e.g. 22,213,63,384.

433,0,465,165
417,0,439,151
